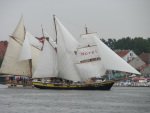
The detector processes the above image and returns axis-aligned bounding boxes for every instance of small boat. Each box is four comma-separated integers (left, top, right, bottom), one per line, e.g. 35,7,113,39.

32,15,140,90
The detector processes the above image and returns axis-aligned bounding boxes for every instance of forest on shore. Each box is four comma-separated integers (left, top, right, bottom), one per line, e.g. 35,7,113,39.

101,37,150,55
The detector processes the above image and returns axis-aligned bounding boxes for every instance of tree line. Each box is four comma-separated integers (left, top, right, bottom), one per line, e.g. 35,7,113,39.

101,37,150,55
0,58,3,68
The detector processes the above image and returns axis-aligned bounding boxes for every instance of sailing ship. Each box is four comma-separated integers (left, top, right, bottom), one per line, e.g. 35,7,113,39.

0,15,42,87
32,15,140,90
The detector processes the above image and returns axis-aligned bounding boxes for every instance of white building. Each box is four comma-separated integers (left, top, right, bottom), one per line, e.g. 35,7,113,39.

114,49,137,62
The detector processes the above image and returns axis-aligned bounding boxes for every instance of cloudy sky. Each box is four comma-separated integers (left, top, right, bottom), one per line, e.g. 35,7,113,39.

0,0,150,41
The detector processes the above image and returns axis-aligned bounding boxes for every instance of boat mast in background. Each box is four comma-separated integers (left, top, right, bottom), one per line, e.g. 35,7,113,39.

53,15,57,44
85,25,88,34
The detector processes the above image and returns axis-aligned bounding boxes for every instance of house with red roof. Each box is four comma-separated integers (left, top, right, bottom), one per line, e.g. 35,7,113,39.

0,41,8,58
128,57,145,69
139,53,150,65
136,64,150,77
138,53,150,77
114,49,138,62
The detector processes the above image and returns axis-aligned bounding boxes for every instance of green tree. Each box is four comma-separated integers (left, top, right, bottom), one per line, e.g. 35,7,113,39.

0,58,3,68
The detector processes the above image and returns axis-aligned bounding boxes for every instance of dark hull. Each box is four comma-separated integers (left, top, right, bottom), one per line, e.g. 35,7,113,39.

33,81,115,90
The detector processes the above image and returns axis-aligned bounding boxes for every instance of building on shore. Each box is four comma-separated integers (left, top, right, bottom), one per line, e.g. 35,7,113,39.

114,49,137,62
0,41,8,58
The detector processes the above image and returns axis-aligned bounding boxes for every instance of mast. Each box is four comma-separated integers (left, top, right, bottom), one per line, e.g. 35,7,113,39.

85,25,88,34
41,24,45,38
53,15,57,44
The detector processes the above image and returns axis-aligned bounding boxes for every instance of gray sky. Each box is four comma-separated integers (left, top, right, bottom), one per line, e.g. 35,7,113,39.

0,0,150,41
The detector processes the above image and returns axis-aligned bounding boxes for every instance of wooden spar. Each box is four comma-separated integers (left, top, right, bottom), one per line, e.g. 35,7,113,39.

80,32,97,36
75,58,101,64
77,45,97,49
10,36,22,46
41,24,57,52
53,15,57,44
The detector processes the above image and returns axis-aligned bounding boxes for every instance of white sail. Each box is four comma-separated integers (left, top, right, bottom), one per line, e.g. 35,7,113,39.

26,31,43,49
0,38,30,76
81,33,140,74
55,17,81,81
44,31,57,48
55,17,78,52
12,15,25,44
19,35,31,61
30,46,41,75
24,31,42,74
75,34,106,81
76,61,106,81
32,40,58,78
76,46,99,62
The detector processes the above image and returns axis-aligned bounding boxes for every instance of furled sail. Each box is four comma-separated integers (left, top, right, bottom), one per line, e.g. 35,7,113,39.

19,35,31,61
55,17,81,81
82,33,140,75
32,40,58,78
0,16,31,76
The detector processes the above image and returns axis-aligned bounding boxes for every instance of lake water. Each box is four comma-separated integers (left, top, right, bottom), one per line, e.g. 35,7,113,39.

0,85,150,113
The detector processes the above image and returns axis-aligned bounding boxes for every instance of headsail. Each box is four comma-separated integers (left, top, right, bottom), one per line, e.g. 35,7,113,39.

32,39,58,78
25,31,42,74
83,33,140,75
19,35,31,61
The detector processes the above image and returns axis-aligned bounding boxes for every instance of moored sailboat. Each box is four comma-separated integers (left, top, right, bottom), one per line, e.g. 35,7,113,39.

32,15,140,90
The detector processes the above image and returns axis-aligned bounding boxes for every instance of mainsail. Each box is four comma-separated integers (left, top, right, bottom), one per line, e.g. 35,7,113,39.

32,39,58,78
12,15,25,44
55,17,81,81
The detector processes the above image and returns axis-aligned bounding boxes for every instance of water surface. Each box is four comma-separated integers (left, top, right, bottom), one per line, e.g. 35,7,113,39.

0,85,149,113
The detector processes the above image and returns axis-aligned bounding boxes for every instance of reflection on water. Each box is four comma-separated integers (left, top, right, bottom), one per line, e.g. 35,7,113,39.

0,85,150,113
